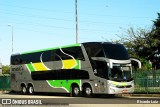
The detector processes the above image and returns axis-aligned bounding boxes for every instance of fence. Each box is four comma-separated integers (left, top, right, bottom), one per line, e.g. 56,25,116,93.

134,70,160,93
0,76,10,90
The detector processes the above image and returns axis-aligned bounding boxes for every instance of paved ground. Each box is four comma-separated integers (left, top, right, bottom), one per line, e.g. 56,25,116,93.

0,92,160,107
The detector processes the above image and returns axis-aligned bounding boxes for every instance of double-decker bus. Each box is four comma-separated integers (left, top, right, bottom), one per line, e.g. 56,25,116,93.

10,42,134,97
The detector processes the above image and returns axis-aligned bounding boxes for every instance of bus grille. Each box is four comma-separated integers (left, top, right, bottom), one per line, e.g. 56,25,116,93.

116,85,132,88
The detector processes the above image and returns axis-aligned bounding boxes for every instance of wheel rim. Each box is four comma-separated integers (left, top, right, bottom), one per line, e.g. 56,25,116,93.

29,86,33,94
22,87,26,93
85,87,91,95
74,87,80,95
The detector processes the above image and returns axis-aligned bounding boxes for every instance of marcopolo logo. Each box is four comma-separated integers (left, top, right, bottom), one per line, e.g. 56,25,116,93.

11,66,23,72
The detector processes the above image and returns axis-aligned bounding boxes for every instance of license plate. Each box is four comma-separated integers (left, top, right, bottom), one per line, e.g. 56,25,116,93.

122,90,128,93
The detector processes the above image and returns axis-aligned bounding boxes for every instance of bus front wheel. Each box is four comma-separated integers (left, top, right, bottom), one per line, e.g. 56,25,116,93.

72,86,81,97
83,86,92,97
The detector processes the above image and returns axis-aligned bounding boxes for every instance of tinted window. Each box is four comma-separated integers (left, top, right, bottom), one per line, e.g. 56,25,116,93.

11,46,84,65
103,44,130,60
31,69,89,80
91,60,109,79
56,47,84,60
56,47,77,60
83,43,105,57
11,51,53,65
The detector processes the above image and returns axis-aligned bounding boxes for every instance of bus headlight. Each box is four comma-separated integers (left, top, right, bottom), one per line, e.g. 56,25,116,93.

95,83,98,87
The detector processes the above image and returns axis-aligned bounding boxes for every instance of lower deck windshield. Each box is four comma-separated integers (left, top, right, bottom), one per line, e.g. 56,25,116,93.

91,60,132,82
109,64,132,82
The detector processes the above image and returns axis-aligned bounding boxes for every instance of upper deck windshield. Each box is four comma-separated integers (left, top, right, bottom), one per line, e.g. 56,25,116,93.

83,42,130,60
102,43,129,60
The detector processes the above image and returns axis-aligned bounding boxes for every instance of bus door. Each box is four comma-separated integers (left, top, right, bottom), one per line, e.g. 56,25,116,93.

91,59,109,92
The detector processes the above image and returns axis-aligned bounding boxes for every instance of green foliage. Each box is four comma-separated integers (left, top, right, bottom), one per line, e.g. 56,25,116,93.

2,65,10,74
152,13,160,47
153,13,160,28
115,13,160,69
118,27,157,59
140,58,152,70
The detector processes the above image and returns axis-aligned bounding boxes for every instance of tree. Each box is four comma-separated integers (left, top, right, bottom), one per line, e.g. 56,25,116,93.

152,13,160,49
148,13,160,69
117,26,159,70
110,13,160,69
2,65,10,74
118,27,155,59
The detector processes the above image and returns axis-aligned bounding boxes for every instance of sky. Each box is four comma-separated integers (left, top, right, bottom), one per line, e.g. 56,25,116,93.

0,0,160,65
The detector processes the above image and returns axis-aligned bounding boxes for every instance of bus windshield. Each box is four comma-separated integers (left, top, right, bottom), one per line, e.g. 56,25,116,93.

83,42,132,81
102,43,130,60
109,64,132,82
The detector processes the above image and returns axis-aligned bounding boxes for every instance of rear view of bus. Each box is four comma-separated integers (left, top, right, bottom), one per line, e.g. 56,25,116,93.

83,42,134,95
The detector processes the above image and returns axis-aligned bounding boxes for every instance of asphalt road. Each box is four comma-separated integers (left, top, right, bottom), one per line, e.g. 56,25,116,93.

0,92,160,107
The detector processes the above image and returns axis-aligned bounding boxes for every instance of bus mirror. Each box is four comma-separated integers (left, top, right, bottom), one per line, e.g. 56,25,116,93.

130,58,141,69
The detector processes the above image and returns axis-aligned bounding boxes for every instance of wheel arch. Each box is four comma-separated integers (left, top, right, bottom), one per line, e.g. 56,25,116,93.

27,83,34,87
70,82,81,97
71,83,80,89
82,82,93,97
20,82,27,88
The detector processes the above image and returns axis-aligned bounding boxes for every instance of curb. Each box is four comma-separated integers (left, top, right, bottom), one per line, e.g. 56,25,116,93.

0,90,10,94
121,94,160,97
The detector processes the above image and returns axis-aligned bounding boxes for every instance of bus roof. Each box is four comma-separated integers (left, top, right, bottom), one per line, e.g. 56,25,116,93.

12,42,120,55
19,43,81,55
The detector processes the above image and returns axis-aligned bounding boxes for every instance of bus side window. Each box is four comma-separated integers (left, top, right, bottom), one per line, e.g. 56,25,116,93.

11,56,22,65
15,58,22,64
51,50,56,61
55,47,85,61
76,47,85,61
84,44,104,58
92,60,109,79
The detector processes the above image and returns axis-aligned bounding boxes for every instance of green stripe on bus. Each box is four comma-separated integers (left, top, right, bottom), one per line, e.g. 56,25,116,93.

112,81,127,86
47,80,81,92
26,64,35,72
74,60,81,69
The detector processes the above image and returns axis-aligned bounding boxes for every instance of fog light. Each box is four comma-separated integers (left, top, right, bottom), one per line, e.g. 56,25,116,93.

95,83,98,87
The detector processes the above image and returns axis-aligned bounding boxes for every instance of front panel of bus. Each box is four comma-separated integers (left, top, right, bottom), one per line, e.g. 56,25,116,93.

83,42,134,94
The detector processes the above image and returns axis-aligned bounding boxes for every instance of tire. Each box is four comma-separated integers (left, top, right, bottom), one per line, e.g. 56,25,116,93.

83,86,92,97
72,86,81,97
28,85,34,95
21,85,27,95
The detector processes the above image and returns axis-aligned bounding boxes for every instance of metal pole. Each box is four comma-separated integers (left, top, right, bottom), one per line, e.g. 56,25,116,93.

75,0,78,44
11,26,13,53
8,24,13,53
